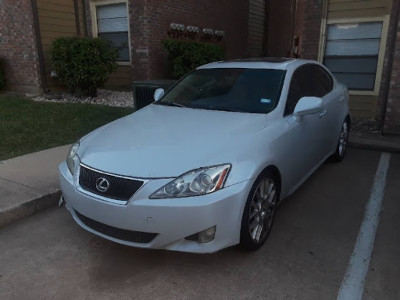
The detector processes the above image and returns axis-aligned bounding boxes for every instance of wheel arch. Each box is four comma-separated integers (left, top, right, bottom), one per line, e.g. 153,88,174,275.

260,165,282,200
239,164,282,250
345,114,351,130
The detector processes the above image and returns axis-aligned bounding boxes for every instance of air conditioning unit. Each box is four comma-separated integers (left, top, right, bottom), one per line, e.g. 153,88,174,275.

132,80,176,110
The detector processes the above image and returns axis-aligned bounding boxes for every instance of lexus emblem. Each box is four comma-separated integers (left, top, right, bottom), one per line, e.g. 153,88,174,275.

96,177,110,193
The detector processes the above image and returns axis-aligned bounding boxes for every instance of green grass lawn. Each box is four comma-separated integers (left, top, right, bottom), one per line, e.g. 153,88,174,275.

0,95,133,161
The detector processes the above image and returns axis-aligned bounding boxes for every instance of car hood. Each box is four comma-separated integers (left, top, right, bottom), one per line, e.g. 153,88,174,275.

79,104,267,178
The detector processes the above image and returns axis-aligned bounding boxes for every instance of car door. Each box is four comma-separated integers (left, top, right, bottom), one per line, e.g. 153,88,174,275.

310,65,343,156
279,65,327,190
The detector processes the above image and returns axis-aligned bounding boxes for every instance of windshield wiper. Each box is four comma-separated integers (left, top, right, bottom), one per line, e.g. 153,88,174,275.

205,106,242,112
157,101,186,108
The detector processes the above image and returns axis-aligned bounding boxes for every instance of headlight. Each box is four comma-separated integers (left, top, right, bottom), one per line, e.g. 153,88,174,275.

66,142,80,175
150,164,231,199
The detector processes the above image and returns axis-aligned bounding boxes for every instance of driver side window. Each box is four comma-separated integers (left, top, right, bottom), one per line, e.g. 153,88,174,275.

284,64,333,116
285,66,310,116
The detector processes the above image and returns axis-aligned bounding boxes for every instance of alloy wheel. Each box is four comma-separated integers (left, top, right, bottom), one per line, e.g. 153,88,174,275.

248,177,277,243
338,122,349,157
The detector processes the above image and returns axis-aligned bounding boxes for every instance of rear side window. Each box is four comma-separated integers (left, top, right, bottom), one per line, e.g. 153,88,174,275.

285,65,313,116
284,64,334,116
312,65,334,97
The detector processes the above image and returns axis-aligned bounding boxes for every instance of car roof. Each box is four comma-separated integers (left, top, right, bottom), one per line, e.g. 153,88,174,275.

197,57,317,71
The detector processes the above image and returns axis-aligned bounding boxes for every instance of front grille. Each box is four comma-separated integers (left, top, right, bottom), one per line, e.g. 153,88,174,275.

79,165,144,202
75,210,157,244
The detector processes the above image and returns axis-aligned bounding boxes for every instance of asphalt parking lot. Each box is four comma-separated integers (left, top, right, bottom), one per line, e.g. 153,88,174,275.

0,148,399,300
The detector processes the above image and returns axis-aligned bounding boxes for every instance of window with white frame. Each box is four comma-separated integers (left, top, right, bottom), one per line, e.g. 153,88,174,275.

323,22,383,91
96,3,130,62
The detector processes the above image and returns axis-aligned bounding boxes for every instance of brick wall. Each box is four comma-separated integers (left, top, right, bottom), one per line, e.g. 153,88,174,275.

294,0,305,57
129,0,151,80
300,0,323,60
385,2,400,134
131,0,250,80
0,0,42,93
84,0,250,82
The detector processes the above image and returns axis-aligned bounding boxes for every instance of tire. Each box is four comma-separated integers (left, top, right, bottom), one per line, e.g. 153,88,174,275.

330,119,350,163
239,170,279,251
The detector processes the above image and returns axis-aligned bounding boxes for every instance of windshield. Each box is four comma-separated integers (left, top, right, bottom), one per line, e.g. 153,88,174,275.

156,68,286,114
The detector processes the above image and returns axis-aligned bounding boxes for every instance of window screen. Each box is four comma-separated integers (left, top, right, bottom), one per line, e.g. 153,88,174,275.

96,3,129,62
323,22,383,91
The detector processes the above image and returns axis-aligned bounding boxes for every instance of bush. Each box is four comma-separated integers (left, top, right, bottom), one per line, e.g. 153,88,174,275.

0,58,5,91
162,39,226,78
51,37,118,96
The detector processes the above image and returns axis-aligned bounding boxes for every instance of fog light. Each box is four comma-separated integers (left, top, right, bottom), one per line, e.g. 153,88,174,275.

198,226,216,243
185,226,216,243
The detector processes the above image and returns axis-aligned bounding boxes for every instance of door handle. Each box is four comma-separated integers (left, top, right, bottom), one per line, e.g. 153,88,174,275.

319,109,327,118
338,96,345,102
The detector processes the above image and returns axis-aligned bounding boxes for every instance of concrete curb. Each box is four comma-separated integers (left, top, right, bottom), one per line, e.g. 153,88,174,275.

349,136,400,153
0,190,61,228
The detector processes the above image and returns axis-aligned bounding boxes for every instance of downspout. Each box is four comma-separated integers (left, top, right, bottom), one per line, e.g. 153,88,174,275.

81,0,88,37
379,0,400,134
263,0,270,56
289,0,298,57
31,0,48,93
317,0,329,62
74,0,81,36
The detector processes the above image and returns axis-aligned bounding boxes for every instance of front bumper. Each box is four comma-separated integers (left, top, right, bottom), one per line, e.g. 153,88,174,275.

59,162,252,253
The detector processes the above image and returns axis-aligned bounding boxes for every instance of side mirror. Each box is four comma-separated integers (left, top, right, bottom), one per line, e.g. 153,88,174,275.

294,96,323,116
154,88,165,101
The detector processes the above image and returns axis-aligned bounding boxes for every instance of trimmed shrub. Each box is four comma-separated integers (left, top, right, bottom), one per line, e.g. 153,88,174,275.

162,39,226,78
51,37,118,96
0,58,5,91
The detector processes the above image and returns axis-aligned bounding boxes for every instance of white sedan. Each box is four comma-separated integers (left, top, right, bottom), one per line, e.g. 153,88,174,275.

59,58,350,253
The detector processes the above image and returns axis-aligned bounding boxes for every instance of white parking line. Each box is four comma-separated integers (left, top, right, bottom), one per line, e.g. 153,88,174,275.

337,152,391,300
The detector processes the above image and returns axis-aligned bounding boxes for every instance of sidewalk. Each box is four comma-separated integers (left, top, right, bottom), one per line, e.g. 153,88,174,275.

0,145,70,227
0,133,399,228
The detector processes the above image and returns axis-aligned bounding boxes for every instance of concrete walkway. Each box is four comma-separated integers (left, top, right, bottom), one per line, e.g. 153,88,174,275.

351,131,400,153
0,145,70,227
0,131,399,228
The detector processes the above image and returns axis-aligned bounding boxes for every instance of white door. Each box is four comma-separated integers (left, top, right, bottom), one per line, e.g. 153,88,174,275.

279,65,327,190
